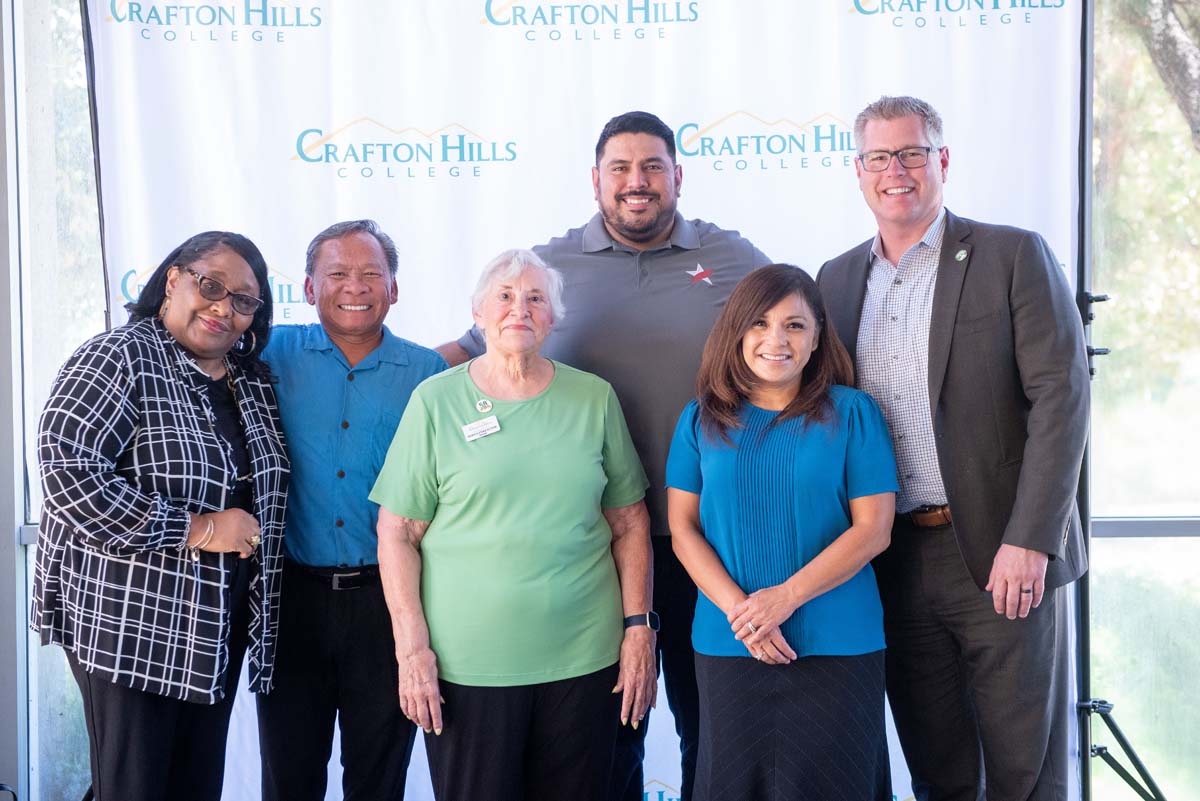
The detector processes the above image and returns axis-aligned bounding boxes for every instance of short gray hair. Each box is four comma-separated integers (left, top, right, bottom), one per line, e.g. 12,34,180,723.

470,249,566,323
305,219,399,277
853,96,945,151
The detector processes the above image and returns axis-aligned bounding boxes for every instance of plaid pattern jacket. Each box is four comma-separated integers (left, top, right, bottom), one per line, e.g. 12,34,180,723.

31,317,290,704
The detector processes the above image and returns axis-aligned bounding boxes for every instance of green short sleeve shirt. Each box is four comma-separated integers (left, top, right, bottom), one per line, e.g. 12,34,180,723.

369,361,648,686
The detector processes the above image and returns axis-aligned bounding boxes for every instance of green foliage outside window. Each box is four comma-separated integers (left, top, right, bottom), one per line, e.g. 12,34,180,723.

1091,1,1200,515
1089,3,1200,798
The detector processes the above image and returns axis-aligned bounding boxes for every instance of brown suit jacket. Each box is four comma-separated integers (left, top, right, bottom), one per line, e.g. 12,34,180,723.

817,209,1089,590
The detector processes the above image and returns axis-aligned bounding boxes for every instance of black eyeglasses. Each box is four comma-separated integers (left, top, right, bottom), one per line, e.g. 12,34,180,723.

181,265,264,316
857,146,936,172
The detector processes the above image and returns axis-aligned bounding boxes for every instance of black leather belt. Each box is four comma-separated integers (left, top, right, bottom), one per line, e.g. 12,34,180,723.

285,560,380,591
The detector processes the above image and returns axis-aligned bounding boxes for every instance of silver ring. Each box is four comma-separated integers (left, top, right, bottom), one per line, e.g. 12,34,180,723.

754,650,763,660
249,533,262,548
747,622,758,634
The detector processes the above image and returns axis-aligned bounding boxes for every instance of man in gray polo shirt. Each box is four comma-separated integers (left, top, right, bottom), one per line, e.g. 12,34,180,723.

437,110,769,801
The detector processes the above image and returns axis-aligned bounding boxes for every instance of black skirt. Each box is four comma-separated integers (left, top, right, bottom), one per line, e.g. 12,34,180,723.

694,650,891,801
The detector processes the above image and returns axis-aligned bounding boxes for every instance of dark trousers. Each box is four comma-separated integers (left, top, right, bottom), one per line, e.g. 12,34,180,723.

256,562,417,801
609,536,701,801
425,664,621,801
875,522,1071,801
69,561,251,801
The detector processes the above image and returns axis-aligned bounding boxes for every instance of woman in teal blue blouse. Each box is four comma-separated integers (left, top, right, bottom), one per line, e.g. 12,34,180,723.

666,264,898,801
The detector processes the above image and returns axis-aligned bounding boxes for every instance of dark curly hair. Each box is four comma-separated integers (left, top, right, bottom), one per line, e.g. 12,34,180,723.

126,231,274,379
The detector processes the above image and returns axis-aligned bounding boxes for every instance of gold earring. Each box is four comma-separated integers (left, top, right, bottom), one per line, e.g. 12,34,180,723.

159,295,171,319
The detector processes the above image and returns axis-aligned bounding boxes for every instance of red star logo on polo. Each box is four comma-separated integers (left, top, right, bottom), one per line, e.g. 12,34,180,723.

686,264,713,285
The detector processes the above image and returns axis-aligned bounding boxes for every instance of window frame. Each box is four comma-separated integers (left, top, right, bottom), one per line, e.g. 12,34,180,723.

1092,518,1200,538
1,0,31,793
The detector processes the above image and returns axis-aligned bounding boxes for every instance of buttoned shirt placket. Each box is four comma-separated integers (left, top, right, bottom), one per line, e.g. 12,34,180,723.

856,210,948,514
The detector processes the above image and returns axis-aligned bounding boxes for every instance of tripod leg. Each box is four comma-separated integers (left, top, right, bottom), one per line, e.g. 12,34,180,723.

1097,710,1168,801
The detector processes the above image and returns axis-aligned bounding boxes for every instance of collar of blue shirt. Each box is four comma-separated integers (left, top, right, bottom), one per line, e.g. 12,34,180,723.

300,323,411,369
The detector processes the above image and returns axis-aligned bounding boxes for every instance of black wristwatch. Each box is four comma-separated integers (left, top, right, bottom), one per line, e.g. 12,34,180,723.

623,612,661,631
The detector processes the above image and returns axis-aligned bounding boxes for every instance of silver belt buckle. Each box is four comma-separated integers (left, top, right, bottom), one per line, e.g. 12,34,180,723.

331,570,361,591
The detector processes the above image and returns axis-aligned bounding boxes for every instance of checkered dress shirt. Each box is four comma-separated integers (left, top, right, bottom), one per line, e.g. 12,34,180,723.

855,210,948,514
31,317,290,704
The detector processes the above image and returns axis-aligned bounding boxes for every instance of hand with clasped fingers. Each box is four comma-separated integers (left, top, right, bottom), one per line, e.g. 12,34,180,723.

728,586,799,665
187,509,262,558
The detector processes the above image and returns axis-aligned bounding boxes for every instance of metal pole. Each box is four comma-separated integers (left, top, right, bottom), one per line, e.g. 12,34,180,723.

0,0,30,795
1096,707,1168,801
1075,2,1097,799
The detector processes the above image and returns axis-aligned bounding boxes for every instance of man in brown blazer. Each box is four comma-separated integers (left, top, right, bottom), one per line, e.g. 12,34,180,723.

817,96,1090,801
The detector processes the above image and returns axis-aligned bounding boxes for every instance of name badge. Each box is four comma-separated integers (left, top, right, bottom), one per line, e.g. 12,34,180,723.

462,415,501,442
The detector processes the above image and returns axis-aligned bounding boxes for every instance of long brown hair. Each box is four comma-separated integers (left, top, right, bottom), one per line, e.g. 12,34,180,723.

696,264,853,442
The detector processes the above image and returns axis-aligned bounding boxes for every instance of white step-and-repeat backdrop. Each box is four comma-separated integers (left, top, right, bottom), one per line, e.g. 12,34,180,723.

85,2,1082,799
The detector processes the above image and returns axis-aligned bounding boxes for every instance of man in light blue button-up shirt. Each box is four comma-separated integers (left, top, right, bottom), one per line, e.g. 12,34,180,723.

257,220,447,801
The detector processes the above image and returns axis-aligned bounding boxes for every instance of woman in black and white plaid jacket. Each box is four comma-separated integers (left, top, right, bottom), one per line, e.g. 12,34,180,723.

31,231,289,801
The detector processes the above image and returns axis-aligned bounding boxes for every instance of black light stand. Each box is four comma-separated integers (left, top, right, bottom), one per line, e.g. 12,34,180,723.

1076,282,1169,801
1079,699,1168,801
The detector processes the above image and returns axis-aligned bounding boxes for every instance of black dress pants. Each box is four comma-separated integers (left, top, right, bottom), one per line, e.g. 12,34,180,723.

875,522,1071,801
256,562,417,801
609,536,701,801
425,664,620,801
69,558,251,801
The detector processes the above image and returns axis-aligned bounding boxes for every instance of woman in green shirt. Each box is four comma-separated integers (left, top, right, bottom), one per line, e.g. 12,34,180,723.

370,249,657,801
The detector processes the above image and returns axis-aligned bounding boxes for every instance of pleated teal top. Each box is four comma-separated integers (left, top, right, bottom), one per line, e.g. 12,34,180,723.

666,385,898,658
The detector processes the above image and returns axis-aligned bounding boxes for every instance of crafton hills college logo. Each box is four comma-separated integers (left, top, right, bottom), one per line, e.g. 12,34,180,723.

480,0,701,42
293,118,518,181
848,0,1066,30
675,111,857,174
643,779,683,801
105,0,323,43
